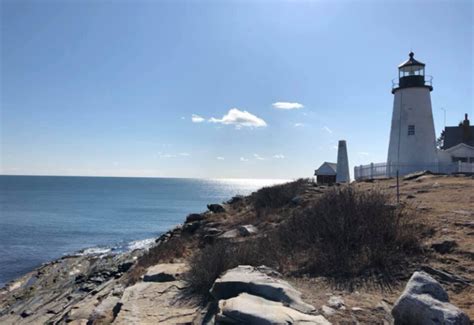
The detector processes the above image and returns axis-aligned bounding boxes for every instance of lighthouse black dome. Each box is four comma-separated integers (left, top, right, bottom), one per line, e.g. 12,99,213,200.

398,51,425,70
392,51,433,94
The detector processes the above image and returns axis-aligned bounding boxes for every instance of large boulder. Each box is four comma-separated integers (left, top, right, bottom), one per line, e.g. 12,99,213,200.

392,271,470,325
216,293,331,325
210,265,315,314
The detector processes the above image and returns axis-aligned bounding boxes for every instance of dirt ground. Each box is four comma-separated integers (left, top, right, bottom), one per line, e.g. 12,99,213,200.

290,174,473,323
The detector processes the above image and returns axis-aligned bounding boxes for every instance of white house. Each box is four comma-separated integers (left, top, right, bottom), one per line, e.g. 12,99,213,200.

438,114,474,164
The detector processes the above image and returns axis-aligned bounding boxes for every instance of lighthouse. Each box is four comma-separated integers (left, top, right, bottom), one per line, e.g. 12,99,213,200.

387,52,438,175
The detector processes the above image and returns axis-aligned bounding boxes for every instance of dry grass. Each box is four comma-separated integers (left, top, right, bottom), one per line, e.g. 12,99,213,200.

277,186,423,279
185,239,277,299
252,178,309,214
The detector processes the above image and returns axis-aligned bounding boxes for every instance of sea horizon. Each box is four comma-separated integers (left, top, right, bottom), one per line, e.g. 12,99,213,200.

0,174,293,182
0,175,288,287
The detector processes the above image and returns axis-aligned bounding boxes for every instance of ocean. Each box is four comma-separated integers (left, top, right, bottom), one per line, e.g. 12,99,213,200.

0,175,287,287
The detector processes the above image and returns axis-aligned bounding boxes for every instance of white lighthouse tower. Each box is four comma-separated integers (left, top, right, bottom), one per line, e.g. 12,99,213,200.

387,52,438,175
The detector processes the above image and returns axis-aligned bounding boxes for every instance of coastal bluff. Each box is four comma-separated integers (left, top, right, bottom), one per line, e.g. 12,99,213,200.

1,174,472,324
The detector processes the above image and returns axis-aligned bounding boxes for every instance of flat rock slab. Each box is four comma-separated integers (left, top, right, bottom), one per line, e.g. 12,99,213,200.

143,263,187,282
113,281,197,324
216,293,331,325
210,265,315,314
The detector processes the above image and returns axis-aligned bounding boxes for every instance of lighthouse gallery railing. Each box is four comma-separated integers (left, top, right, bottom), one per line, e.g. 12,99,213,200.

391,75,433,91
354,161,474,180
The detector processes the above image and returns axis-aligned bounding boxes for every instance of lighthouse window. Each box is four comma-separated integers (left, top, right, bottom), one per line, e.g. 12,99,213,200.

408,125,415,135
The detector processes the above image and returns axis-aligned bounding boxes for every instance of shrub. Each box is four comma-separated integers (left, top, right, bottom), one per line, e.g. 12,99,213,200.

277,186,422,278
252,178,309,211
186,239,277,299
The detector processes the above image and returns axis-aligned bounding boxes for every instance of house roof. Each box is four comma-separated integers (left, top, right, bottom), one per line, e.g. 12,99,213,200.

314,162,337,176
443,142,474,154
443,125,474,149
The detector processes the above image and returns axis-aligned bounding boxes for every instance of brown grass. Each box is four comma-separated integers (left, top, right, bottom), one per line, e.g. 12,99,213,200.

252,178,309,213
185,239,277,299
277,186,423,279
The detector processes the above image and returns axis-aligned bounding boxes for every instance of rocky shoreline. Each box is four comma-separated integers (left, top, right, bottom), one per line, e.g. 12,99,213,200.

1,174,472,324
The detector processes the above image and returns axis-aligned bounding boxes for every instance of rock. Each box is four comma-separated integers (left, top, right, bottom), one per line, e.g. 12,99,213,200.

89,276,106,284
216,293,331,325
204,227,223,236
454,221,474,229
227,195,244,205
210,265,315,314
431,239,458,254
207,204,225,213
186,213,204,223
90,295,121,323
114,281,196,324
321,305,336,317
407,194,416,199
238,225,258,236
420,266,470,286
117,261,134,273
20,310,33,318
403,170,433,181
327,296,345,309
143,263,187,282
220,229,239,239
182,221,200,234
291,196,304,205
392,271,470,325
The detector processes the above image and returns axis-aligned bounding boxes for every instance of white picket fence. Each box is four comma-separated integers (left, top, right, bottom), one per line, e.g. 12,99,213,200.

354,162,474,180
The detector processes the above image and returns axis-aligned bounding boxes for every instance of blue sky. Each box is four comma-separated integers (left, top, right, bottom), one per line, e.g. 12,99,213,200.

1,0,472,179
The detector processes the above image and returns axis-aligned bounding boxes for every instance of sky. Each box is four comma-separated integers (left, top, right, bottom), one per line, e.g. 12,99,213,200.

1,0,472,179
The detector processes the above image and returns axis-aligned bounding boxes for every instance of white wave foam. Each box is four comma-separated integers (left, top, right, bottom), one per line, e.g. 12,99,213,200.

77,247,112,256
126,238,155,251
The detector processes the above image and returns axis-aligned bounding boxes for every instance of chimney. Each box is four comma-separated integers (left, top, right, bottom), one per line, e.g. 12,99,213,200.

462,113,470,143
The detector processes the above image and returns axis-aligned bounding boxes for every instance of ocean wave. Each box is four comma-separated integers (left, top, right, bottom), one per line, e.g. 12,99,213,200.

73,237,156,257
75,246,112,256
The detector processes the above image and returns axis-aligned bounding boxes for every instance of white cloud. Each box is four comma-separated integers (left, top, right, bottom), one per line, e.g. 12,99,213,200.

209,108,267,128
273,154,285,159
272,102,304,110
181,116,185,120
358,152,369,156
253,153,265,160
179,152,190,156
240,157,249,162
160,154,176,158
294,123,304,127
216,156,225,160
323,126,333,134
191,114,205,123
332,145,338,150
